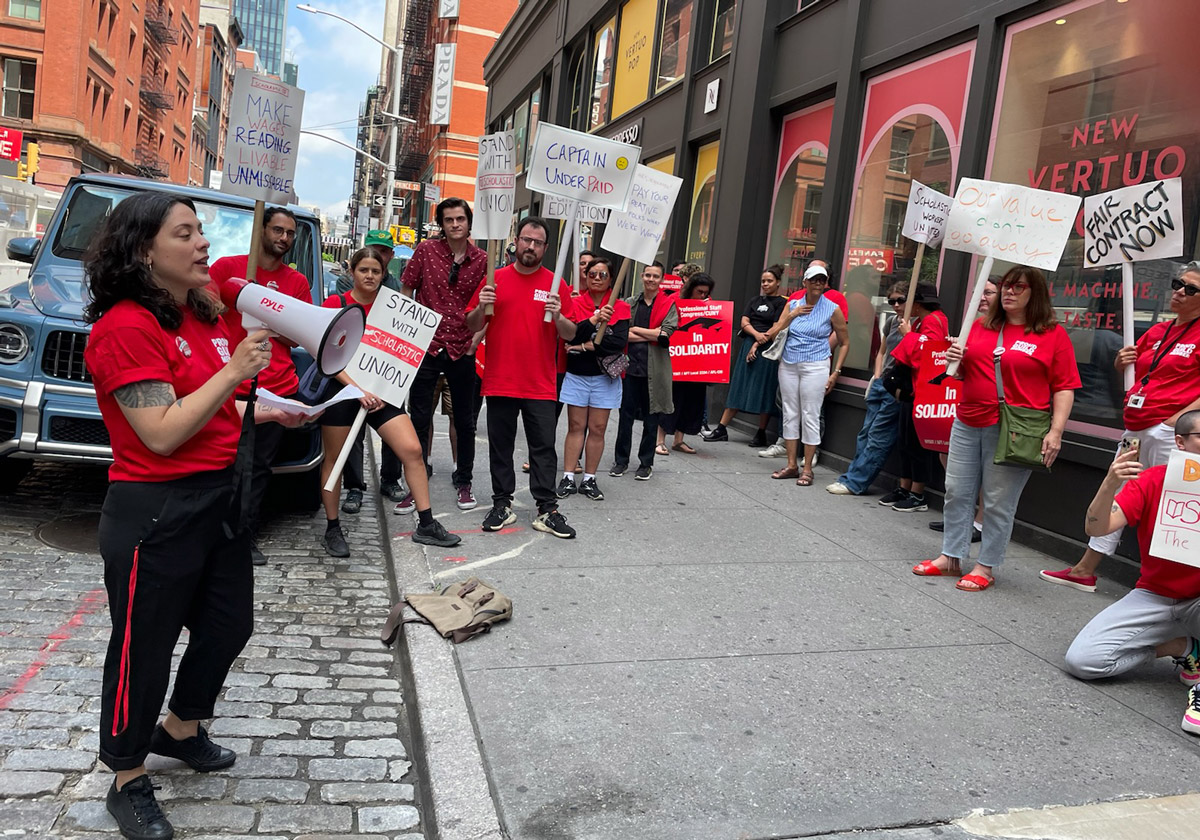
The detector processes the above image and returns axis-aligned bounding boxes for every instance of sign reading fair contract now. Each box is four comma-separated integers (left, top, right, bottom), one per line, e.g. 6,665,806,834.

222,70,304,204
526,123,641,210
669,300,734,384
350,288,442,408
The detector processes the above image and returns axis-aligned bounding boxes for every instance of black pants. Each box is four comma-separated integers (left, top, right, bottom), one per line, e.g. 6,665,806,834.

98,471,253,771
245,416,285,538
486,396,558,514
408,349,476,487
341,429,402,491
897,401,936,485
614,374,660,469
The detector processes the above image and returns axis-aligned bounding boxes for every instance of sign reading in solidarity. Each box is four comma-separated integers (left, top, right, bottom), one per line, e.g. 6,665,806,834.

1082,178,1183,268
349,288,442,408
544,196,610,224
669,300,734,384
600,164,684,265
944,178,1081,271
526,122,641,210
912,339,960,453
902,180,953,247
1149,449,1200,568
222,71,303,204
473,131,516,239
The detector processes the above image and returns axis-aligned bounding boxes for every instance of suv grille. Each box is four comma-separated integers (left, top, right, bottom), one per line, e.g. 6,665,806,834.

0,407,16,440
41,331,92,383
49,417,111,447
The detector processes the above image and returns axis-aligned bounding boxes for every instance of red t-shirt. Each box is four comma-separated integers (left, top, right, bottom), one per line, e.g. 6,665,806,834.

1123,318,1200,431
85,300,241,482
890,310,951,368
323,290,374,318
208,254,312,397
467,265,573,400
1116,464,1200,599
788,288,850,320
957,320,1081,427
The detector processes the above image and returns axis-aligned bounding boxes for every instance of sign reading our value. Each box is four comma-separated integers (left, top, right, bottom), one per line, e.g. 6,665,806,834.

669,299,734,384
349,288,442,408
544,196,610,224
526,122,641,211
912,339,960,454
600,164,684,265
222,71,304,204
902,180,953,247
944,178,1081,271
1083,178,1183,267
473,131,516,239
1150,449,1200,568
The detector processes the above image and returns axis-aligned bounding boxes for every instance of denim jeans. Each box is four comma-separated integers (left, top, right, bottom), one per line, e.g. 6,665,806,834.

1065,588,1200,680
837,378,900,494
941,419,1032,569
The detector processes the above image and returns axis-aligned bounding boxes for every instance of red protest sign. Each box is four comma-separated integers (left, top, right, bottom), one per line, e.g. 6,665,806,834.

0,127,22,162
912,338,959,453
669,300,734,383
660,273,683,294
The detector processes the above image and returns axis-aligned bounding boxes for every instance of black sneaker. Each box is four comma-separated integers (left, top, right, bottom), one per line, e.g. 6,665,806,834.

579,477,604,501
748,429,768,448
250,541,267,566
892,493,928,512
379,481,405,502
929,520,945,532
555,476,577,498
878,487,910,507
482,504,516,531
413,519,462,548
106,775,173,840
635,465,653,480
609,463,628,477
702,425,728,442
341,488,363,514
149,724,235,772
533,509,576,539
323,524,350,558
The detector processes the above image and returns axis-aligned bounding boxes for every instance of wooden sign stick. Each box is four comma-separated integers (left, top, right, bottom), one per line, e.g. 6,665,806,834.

323,406,368,492
484,239,500,316
594,258,631,344
901,241,927,324
942,255,994,380
246,199,265,282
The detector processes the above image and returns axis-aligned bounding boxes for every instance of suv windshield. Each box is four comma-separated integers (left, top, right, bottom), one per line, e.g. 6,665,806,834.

49,184,316,282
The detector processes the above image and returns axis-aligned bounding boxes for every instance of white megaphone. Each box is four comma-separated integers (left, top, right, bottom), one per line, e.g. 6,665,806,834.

218,277,365,376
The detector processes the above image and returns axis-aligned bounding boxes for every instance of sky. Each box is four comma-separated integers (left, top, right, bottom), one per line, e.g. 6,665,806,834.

284,0,388,226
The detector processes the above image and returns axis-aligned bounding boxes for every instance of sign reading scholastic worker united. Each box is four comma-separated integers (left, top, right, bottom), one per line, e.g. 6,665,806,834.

526,122,641,211
222,71,303,204
1149,449,1200,568
473,131,516,239
912,339,960,454
944,178,1081,271
1083,178,1183,268
349,288,442,408
669,299,734,384
902,180,953,247
600,164,684,265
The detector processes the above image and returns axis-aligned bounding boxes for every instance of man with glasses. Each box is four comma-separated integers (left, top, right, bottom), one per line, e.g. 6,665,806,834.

208,207,312,565
401,198,487,511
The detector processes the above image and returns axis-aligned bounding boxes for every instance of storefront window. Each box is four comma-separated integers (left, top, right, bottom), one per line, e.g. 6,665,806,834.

611,0,657,119
513,100,530,176
656,0,692,92
767,101,834,294
589,17,617,130
709,0,735,63
568,47,589,131
686,141,719,265
525,87,541,170
988,0,1200,428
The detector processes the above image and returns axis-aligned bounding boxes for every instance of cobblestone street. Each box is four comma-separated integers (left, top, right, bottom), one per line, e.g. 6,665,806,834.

0,459,423,838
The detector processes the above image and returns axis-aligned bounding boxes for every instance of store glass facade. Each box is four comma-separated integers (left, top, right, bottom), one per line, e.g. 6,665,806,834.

656,0,692,91
767,102,834,294
686,140,720,265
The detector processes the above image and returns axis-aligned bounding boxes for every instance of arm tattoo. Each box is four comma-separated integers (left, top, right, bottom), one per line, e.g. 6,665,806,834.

1086,514,1098,523
113,381,175,409
1111,503,1120,514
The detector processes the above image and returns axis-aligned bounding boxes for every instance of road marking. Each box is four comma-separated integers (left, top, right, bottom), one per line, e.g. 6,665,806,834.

433,535,538,579
0,588,106,709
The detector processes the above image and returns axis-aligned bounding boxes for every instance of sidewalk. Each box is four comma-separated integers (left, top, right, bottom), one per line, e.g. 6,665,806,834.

392,415,1200,840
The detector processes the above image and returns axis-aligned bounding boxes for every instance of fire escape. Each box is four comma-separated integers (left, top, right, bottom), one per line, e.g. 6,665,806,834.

396,0,434,181
135,1,179,179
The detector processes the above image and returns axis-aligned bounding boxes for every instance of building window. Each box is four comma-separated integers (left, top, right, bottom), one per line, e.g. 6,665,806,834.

513,97,529,175
887,127,912,173
8,0,39,21
525,85,541,170
881,199,905,249
800,187,822,238
1,58,36,120
767,103,833,293
686,140,719,264
656,0,692,92
567,47,588,131
588,17,616,130
709,0,735,63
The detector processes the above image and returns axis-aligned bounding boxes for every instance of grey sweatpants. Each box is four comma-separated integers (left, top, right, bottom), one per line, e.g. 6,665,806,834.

1064,588,1200,680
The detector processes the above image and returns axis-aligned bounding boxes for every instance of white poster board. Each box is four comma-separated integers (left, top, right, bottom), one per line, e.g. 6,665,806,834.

544,196,610,224
474,131,517,239
1149,449,1200,567
525,122,641,211
901,180,953,247
349,288,442,407
222,71,304,204
600,164,684,265
1082,178,1183,268
944,178,1081,271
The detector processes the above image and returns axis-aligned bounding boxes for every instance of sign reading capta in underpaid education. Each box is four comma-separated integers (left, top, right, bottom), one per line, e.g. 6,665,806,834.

1082,178,1183,268
525,123,641,211
221,70,304,204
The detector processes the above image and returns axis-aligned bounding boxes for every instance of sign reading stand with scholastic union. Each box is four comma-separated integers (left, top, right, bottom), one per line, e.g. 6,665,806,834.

222,71,304,204
525,123,641,211
473,131,516,240
944,178,1081,271
349,288,442,409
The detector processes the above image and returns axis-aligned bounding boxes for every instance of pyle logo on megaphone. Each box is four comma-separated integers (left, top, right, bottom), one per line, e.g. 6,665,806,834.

218,277,366,377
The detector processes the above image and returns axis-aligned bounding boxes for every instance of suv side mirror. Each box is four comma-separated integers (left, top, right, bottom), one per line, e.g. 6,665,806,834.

6,237,40,264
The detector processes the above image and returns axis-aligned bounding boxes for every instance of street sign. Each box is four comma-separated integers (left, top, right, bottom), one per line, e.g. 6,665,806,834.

373,195,385,207
424,183,441,203
0,127,22,162
395,180,421,193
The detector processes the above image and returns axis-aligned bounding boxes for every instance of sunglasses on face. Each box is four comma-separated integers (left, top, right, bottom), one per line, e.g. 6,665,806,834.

449,261,461,285
587,271,610,280
1171,277,1200,296
887,297,905,306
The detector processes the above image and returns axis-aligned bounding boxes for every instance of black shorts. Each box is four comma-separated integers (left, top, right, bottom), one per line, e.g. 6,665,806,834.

322,399,405,429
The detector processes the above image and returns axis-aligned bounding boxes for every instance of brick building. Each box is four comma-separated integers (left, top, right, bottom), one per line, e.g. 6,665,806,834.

190,5,244,187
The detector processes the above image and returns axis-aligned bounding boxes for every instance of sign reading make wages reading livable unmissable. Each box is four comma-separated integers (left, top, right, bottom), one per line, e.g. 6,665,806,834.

222,70,304,204
525,123,641,211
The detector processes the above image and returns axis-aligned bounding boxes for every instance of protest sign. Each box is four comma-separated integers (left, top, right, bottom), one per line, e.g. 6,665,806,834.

660,274,684,294
902,180,953,247
1082,178,1182,268
222,71,303,204
601,164,684,265
473,131,516,240
912,339,960,453
544,195,610,224
669,300,734,383
526,122,641,211
1149,449,1200,568
944,178,1081,271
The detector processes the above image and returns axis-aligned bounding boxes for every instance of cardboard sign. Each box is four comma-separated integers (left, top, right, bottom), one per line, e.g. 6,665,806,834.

600,164,684,264
474,131,517,239
347,288,442,408
944,178,1081,271
1149,449,1200,568
1083,178,1183,268
669,300,734,383
902,180,953,247
911,339,960,453
544,196,610,224
525,122,641,211
222,71,304,204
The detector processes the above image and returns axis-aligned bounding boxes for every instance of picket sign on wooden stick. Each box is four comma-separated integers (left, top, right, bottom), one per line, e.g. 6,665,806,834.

544,201,578,322
901,241,927,324
594,258,632,344
246,200,265,282
484,239,500,316
1120,262,1136,393
943,256,994,379
323,406,368,492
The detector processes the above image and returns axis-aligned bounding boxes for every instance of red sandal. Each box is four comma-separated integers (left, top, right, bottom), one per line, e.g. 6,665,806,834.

912,560,960,577
956,573,994,592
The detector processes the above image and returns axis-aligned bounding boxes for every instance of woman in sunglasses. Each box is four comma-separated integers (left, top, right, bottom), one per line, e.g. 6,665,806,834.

1043,262,1200,593
914,265,1080,591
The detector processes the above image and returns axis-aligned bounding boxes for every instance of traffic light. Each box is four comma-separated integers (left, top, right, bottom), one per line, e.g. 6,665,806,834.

25,142,37,176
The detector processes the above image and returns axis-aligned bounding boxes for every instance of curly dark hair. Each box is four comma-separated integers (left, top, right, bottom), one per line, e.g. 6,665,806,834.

83,192,222,328
682,271,715,299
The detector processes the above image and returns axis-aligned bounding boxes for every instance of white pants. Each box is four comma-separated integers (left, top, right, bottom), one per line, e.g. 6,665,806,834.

1088,422,1178,556
779,360,827,445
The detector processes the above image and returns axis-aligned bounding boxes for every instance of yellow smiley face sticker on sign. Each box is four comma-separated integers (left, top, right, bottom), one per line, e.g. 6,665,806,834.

616,157,629,171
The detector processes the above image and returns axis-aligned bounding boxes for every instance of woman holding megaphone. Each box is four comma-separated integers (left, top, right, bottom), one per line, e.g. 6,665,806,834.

318,247,462,557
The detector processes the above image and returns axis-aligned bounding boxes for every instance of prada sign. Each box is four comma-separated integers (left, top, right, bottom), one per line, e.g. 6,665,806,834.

430,43,456,126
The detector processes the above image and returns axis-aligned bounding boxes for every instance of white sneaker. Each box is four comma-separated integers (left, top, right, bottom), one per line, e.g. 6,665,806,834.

826,481,853,495
758,441,787,458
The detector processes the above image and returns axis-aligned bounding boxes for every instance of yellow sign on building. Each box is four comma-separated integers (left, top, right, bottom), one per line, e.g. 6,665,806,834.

610,0,658,120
